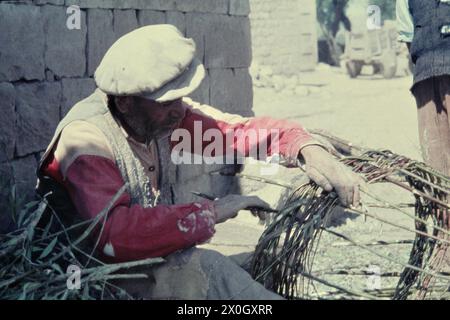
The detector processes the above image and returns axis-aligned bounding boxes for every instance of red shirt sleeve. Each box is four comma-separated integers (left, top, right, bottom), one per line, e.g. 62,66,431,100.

43,154,216,263
174,99,315,167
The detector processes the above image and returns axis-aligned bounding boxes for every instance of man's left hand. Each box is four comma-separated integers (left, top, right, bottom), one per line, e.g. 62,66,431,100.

300,145,365,207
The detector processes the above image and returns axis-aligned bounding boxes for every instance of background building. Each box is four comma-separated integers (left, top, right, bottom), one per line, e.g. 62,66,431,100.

250,0,318,76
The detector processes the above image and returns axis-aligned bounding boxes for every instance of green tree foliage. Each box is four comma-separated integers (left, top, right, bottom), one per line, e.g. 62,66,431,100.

317,0,351,37
317,0,351,65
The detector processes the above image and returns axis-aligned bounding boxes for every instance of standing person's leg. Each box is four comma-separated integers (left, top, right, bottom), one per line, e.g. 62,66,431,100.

438,76,450,273
412,76,450,298
414,76,450,177
436,75,450,227
438,76,450,178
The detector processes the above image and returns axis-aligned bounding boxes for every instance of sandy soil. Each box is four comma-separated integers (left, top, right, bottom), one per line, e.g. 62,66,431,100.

201,66,442,299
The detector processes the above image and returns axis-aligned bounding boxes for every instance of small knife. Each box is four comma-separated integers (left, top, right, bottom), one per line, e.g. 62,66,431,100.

192,191,279,214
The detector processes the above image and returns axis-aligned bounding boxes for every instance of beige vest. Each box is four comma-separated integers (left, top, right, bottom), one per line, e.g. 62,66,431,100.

38,89,176,208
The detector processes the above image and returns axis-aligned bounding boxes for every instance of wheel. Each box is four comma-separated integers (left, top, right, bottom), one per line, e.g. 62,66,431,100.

372,63,381,74
381,63,397,79
380,52,397,79
346,61,362,78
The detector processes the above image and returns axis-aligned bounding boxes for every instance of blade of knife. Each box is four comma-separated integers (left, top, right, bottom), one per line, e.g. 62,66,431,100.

192,191,279,213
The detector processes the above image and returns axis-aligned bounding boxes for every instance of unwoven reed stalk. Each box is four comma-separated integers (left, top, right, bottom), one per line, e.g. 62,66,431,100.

0,184,164,300
250,140,450,300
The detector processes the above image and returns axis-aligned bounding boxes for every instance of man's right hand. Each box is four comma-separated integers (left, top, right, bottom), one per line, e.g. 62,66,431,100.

213,195,272,224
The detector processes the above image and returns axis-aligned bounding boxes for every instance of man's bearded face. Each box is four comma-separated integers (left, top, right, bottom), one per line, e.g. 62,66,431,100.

120,97,185,142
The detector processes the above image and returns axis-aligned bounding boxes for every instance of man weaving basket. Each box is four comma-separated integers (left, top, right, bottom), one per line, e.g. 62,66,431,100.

36,25,362,299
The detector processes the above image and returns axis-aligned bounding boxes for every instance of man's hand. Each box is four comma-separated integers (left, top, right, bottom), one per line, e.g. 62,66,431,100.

213,195,272,224
300,145,365,207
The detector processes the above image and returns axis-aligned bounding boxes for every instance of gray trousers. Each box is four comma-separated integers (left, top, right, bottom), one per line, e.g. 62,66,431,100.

114,248,283,300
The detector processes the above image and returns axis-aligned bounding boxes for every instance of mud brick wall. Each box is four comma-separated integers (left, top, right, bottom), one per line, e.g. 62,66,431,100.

249,0,318,75
0,0,252,232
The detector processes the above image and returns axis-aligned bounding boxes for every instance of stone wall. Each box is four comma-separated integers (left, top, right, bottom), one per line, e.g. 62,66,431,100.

0,0,252,232
249,0,318,76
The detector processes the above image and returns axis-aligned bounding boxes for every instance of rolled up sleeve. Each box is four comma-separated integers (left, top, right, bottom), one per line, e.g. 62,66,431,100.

396,0,414,43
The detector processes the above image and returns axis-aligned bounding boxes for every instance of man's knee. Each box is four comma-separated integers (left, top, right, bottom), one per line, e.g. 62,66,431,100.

194,249,282,300
196,248,236,274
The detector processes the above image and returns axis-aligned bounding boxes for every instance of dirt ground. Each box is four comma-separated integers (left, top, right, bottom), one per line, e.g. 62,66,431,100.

200,65,443,299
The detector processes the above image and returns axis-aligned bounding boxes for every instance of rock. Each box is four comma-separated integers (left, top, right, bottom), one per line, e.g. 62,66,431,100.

185,12,206,63
188,69,210,105
34,0,64,4
11,154,38,203
209,68,232,111
316,62,332,72
249,62,260,79
174,0,228,14
0,4,45,81
45,69,56,82
294,86,310,96
137,9,166,27
87,9,115,76
66,0,176,10
186,13,251,68
282,87,296,96
285,75,299,90
141,0,177,10
0,83,16,162
166,11,186,35
253,79,264,88
258,66,274,88
114,9,139,38
308,86,321,94
61,78,96,117
44,5,87,78
229,0,250,16
259,66,273,78
209,68,253,117
272,75,285,92
15,82,61,156
0,161,15,233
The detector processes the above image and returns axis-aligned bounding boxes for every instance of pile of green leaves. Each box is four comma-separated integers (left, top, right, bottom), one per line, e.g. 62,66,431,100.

0,185,163,300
